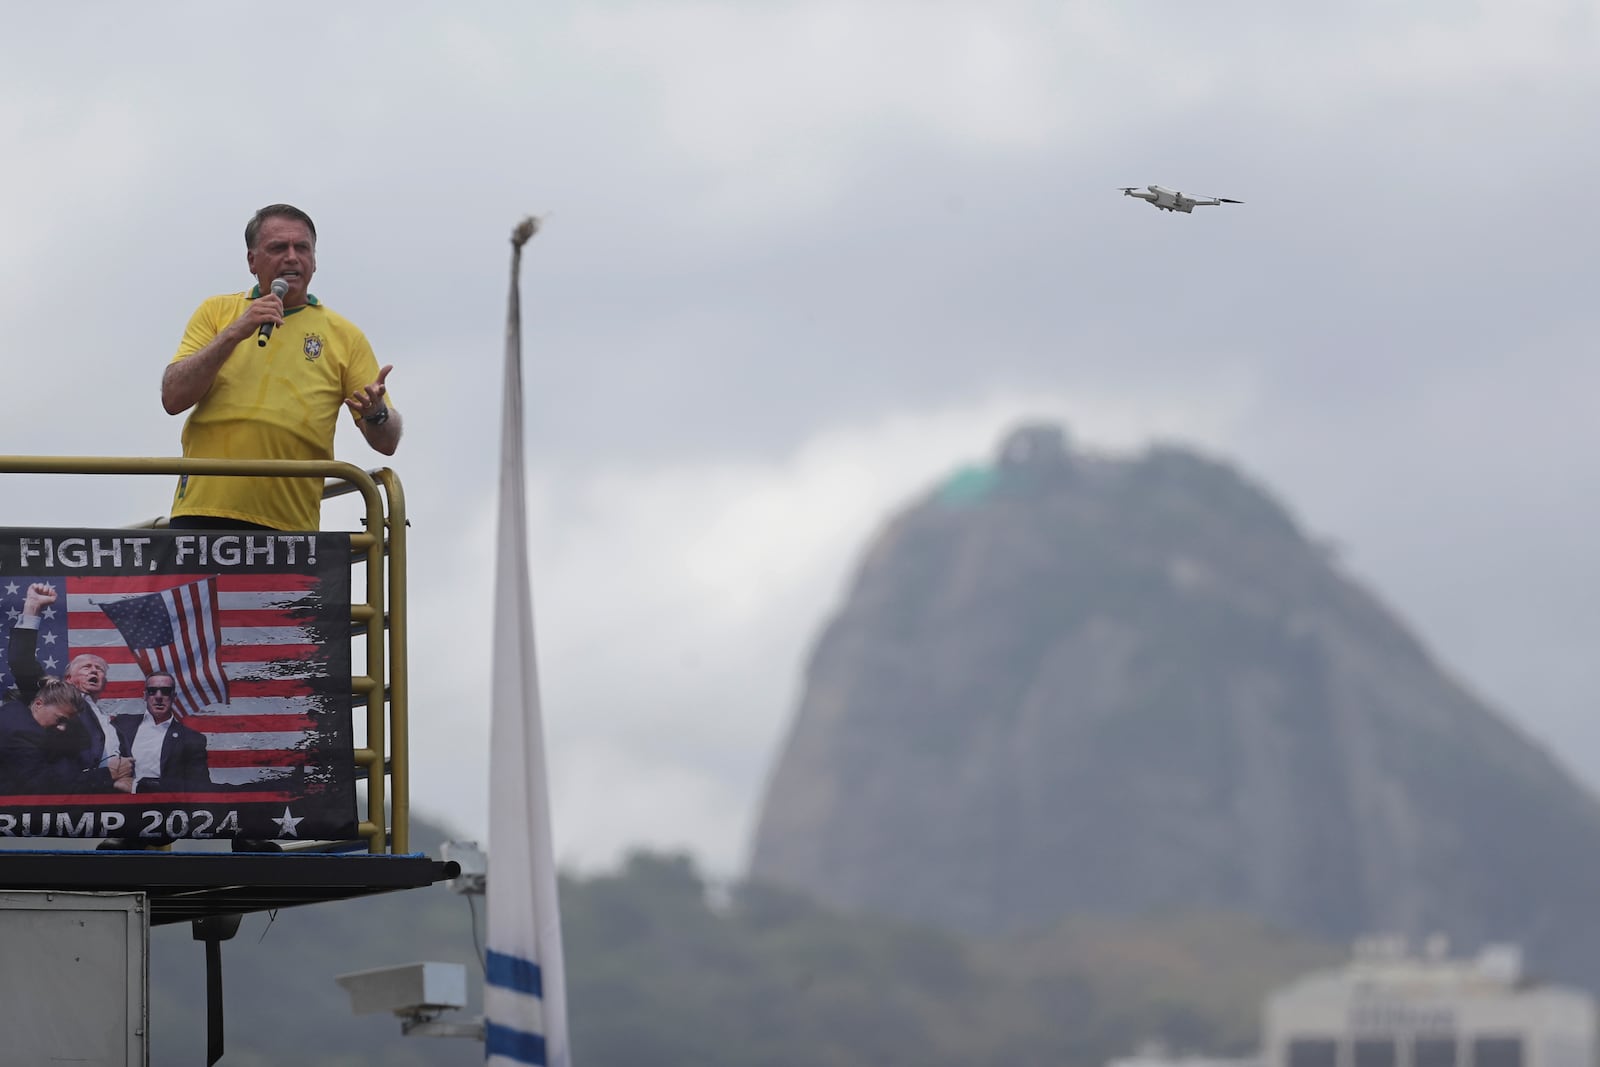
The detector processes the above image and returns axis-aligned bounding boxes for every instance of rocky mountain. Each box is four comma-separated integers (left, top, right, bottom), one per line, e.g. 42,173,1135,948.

750,422,1600,987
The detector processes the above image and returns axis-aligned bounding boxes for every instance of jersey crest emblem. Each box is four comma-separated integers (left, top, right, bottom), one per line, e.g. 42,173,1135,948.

303,333,325,361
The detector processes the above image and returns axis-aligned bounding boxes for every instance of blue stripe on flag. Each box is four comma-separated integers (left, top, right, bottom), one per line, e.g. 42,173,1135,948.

486,949,544,997
486,1021,548,1065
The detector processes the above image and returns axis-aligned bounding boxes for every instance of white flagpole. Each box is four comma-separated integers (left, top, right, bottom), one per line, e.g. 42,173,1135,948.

485,216,570,1067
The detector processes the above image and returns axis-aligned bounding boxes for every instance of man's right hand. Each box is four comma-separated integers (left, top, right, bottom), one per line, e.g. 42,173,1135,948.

107,757,134,791
164,292,289,416
228,291,285,343
23,582,56,618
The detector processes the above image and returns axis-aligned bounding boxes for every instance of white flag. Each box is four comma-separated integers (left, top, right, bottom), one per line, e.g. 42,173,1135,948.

485,217,570,1067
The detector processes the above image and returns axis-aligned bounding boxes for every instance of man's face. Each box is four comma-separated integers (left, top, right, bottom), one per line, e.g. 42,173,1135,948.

67,656,107,697
31,699,77,732
247,215,317,307
144,677,176,723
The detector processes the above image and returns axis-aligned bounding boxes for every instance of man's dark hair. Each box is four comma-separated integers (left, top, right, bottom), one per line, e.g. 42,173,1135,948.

245,204,318,250
34,676,86,717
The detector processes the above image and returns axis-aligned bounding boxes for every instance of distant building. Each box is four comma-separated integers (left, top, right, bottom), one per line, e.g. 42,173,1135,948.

1265,937,1594,1067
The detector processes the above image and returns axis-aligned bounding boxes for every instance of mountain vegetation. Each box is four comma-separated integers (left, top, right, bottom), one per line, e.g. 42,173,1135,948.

145,831,1338,1066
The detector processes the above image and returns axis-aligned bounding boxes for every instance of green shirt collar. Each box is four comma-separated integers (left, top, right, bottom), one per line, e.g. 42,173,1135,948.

249,284,320,311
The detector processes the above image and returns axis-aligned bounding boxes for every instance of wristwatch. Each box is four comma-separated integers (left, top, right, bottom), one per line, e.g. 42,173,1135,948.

365,404,390,427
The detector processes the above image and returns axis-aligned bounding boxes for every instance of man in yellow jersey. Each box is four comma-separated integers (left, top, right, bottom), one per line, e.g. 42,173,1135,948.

162,204,402,531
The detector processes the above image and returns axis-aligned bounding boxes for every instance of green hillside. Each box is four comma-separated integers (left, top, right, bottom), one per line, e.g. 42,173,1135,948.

145,821,1339,1066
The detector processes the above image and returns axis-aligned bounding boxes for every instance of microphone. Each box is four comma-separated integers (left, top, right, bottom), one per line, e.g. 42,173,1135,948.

256,277,290,347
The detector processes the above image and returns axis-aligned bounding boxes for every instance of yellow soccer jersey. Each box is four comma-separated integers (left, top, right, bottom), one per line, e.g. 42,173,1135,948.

169,290,391,531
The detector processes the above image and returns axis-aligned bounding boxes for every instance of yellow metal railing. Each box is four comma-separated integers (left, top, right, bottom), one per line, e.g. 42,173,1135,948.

0,456,408,855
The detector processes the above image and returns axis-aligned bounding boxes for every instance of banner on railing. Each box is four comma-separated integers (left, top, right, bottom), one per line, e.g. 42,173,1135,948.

0,529,356,842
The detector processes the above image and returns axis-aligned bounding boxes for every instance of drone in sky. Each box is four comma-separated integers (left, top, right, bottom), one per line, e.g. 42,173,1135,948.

1120,185,1243,213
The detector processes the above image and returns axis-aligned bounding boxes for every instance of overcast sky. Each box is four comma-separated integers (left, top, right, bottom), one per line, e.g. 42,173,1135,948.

3,2,1599,878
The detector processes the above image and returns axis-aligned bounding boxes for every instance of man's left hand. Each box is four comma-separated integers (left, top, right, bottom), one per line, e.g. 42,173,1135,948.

345,364,393,421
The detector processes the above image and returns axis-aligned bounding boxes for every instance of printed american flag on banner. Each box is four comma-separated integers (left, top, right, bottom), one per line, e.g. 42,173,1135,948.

97,576,228,718
0,573,333,789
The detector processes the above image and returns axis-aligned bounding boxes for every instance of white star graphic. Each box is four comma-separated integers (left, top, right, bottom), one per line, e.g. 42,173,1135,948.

271,807,304,838
4,608,16,622
41,606,56,620
3,582,17,595
42,656,58,671
41,632,57,645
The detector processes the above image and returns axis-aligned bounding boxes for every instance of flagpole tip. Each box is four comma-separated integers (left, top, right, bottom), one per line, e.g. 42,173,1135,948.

511,216,542,249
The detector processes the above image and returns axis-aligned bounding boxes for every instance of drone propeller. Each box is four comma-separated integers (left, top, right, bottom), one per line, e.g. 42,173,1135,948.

1118,187,1137,193
1215,197,1243,204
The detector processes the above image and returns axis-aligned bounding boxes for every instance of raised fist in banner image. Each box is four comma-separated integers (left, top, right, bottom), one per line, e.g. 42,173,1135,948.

23,582,56,616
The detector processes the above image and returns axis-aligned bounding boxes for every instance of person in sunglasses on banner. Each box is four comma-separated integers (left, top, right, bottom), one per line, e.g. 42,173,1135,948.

112,672,212,794
161,203,402,532
0,678,134,794
97,674,222,851
7,582,131,784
